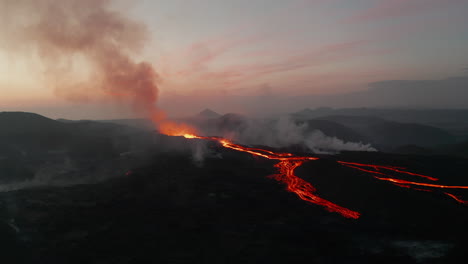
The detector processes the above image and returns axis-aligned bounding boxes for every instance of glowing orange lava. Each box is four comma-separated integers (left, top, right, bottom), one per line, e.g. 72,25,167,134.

338,161,468,206
161,130,467,219
183,134,198,139
444,192,468,204
166,133,359,218
158,121,199,138
271,160,360,219
337,161,439,181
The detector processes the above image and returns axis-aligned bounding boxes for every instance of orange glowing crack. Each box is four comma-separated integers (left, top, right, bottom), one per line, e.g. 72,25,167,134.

338,161,439,181
373,177,468,189
339,160,468,206
444,192,468,204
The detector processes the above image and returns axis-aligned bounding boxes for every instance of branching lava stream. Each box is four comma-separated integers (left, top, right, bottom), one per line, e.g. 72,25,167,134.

161,132,468,219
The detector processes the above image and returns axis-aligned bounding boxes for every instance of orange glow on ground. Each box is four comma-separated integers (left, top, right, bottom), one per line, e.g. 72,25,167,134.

158,121,199,137
163,132,359,219
338,161,468,208
161,129,467,219
444,192,468,204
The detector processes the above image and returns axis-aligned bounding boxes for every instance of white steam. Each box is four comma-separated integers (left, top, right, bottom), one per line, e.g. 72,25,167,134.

216,116,377,154
191,140,208,166
305,130,376,154
236,116,307,147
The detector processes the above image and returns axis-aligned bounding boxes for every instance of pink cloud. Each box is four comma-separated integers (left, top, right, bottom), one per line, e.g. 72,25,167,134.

196,40,368,87
345,0,464,23
160,0,445,94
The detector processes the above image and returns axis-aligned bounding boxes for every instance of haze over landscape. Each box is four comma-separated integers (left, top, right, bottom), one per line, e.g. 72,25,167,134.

1,1,468,263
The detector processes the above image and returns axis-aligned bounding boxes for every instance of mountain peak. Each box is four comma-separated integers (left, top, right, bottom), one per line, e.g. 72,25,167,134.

197,109,221,119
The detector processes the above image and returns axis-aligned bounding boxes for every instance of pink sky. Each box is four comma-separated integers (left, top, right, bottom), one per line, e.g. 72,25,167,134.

1,0,468,119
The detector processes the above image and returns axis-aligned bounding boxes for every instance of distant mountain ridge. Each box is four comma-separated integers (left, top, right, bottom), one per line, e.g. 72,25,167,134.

196,109,221,119
0,110,462,156
292,107,468,124
0,111,68,135
290,76,468,109
292,107,468,140
317,115,456,149
0,111,142,151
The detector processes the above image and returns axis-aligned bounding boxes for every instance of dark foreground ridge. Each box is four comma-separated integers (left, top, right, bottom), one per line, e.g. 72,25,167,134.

0,112,467,263
1,147,467,263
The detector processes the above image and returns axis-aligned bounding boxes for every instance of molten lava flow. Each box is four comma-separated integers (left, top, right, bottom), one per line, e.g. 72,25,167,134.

158,121,199,138
161,129,467,218
165,133,360,218
337,161,439,181
338,160,468,205
372,177,468,189
444,192,468,204
271,160,361,219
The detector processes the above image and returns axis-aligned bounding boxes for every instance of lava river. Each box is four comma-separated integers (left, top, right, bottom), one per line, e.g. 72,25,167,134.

165,133,468,219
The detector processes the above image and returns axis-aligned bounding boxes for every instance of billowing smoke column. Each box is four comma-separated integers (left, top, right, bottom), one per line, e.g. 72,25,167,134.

0,0,164,120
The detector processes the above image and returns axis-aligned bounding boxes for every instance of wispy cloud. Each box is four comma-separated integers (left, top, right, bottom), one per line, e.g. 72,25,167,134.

197,40,370,86
344,0,464,23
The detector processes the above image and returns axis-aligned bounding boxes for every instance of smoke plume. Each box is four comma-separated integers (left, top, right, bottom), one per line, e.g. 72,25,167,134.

204,116,377,154
0,0,377,155
233,116,307,147
0,0,161,118
304,130,376,154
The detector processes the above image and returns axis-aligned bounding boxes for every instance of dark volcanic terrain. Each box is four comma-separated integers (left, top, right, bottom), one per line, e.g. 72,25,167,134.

0,111,467,263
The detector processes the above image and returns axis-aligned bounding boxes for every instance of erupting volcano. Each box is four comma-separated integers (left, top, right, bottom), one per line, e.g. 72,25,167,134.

158,129,468,220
